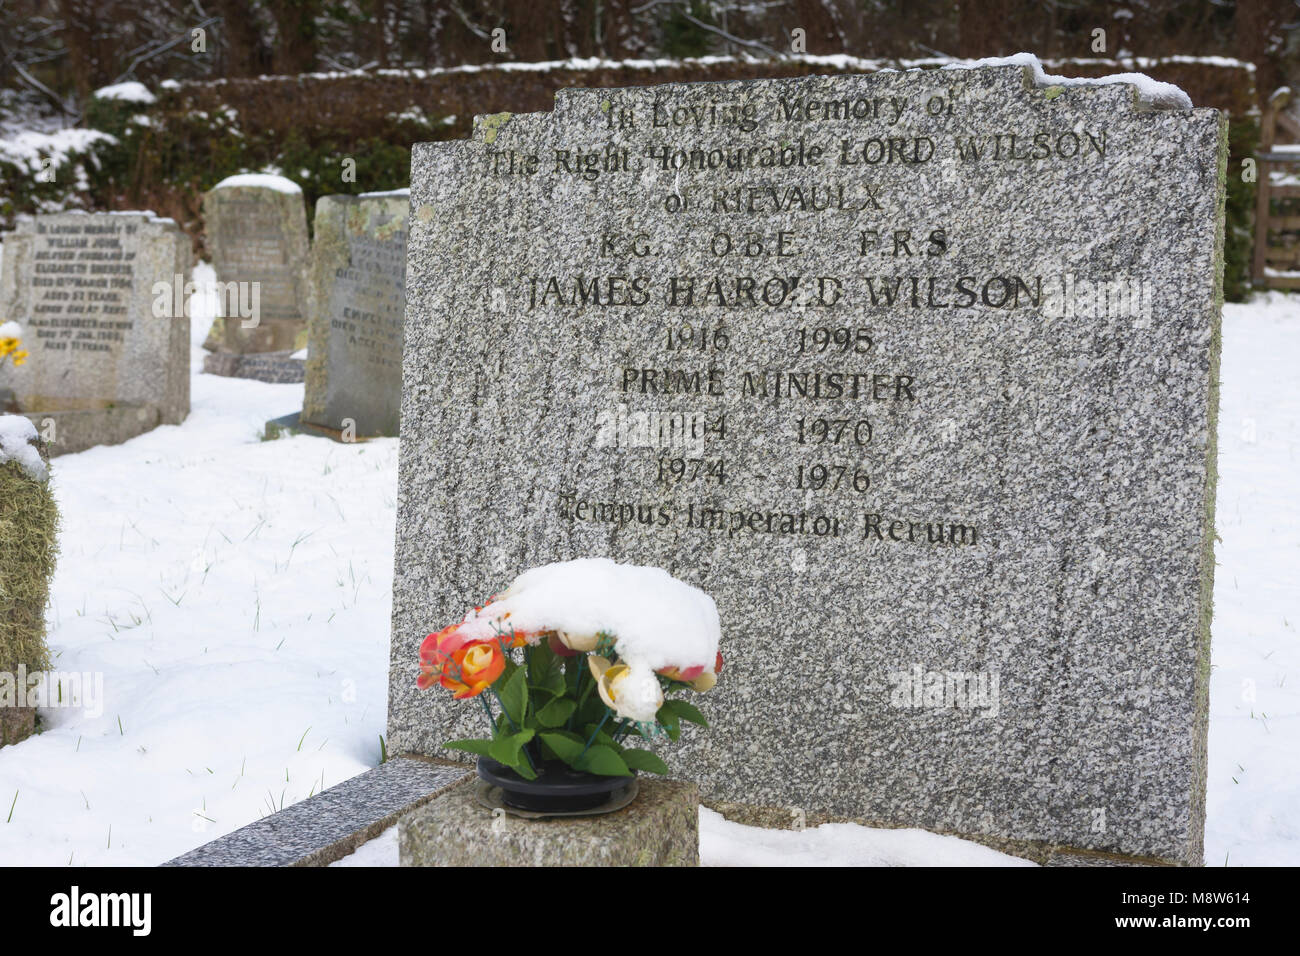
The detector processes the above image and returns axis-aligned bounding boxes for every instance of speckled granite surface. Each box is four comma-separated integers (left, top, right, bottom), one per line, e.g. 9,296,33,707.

400,777,699,866
163,757,468,867
389,66,1224,865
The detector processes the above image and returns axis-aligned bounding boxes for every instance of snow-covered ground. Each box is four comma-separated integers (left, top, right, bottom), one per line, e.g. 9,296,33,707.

0,278,1296,866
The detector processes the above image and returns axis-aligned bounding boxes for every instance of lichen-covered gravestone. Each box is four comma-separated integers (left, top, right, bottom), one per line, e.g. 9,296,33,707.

299,191,408,438
0,416,57,747
201,174,310,382
389,62,1225,865
0,211,190,455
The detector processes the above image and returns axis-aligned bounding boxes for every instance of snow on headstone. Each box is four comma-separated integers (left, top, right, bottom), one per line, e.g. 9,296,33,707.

388,61,1226,866
0,211,190,455
0,414,57,748
201,174,310,381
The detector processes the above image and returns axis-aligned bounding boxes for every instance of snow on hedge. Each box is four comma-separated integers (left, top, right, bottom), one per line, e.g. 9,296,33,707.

0,127,117,176
0,415,47,483
92,81,157,105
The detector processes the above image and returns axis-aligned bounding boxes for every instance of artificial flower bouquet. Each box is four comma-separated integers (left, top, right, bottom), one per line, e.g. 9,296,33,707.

416,558,723,781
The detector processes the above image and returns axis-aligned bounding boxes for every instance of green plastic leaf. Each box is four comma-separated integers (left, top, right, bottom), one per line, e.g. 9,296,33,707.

656,705,681,741
529,641,568,698
497,667,528,727
582,723,622,752
577,696,610,728
535,696,577,728
538,731,586,766
488,728,535,766
665,699,708,727
443,738,493,757
576,744,632,777
620,748,669,775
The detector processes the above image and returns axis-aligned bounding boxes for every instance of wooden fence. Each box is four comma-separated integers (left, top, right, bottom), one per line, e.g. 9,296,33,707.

1253,87,1300,289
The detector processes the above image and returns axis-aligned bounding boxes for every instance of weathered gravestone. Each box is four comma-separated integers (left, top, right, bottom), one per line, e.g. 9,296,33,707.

0,212,190,455
389,63,1225,865
202,174,310,383
295,191,408,439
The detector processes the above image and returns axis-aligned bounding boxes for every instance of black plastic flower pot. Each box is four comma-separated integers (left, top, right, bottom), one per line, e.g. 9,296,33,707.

477,755,634,813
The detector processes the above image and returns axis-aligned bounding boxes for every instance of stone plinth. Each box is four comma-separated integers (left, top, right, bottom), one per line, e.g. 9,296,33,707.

202,350,305,384
399,778,699,866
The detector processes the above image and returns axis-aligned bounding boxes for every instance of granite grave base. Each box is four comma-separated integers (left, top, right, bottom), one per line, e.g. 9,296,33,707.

399,776,699,867
203,350,305,384
163,757,468,867
19,404,159,457
264,411,380,443
0,707,36,748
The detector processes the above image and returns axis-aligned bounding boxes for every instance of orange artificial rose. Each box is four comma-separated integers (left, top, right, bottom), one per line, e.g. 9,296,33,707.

417,624,507,698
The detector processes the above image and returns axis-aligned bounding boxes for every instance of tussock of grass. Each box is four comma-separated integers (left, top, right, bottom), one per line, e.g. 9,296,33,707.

0,443,59,678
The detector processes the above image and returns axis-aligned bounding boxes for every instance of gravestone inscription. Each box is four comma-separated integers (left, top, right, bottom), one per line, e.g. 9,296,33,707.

301,191,408,438
0,211,190,453
388,65,1225,865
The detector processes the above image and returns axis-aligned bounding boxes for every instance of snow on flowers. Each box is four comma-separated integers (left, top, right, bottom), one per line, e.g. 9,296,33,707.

416,558,723,779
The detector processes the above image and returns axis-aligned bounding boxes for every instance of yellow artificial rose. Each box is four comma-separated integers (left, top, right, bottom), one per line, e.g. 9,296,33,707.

556,630,599,652
588,655,663,722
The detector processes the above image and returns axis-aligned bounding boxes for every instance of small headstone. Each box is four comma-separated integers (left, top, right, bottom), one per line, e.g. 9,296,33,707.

0,211,190,454
388,65,1225,865
0,416,56,747
299,191,409,438
201,174,310,373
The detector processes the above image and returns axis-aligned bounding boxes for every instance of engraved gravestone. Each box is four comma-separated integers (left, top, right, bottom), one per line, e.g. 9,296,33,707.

389,64,1225,865
300,191,408,438
201,174,310,381
0,211,190,454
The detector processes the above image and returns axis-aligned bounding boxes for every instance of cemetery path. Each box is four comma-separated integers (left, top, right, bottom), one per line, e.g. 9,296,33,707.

0,276,1295,866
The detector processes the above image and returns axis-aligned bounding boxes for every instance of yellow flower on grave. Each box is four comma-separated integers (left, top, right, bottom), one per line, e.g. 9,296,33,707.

588,655,663,723
0,337,18,357
11,350,28,367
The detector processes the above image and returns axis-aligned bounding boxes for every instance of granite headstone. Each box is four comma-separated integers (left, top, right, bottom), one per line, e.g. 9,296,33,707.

0,211,190,454
388,65,1225,865
299,191,408,438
